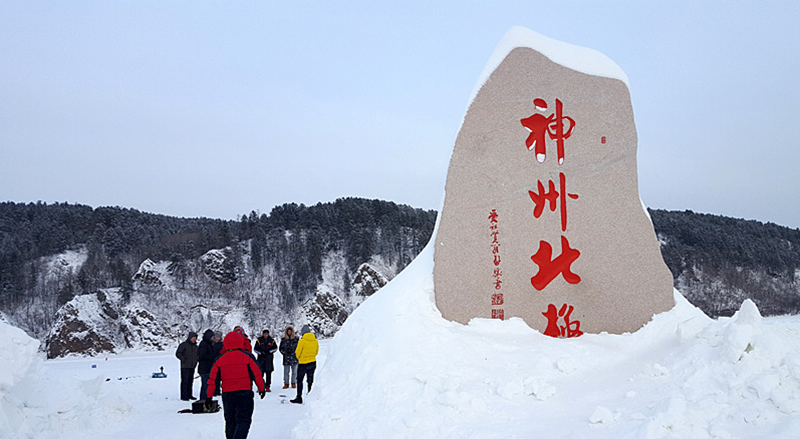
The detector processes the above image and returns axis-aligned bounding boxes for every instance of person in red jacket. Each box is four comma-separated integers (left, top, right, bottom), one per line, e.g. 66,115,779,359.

207,331,266,439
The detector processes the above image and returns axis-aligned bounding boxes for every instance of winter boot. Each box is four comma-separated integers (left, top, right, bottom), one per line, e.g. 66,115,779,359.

265,386,271,392
290,396,303,404
291,383,297,389
283,383,289,390
308,383,312,393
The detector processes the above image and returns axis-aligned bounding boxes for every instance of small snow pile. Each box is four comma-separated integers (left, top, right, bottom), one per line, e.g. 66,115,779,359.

0,322,40,437
0,321,131,439
293,239,800,438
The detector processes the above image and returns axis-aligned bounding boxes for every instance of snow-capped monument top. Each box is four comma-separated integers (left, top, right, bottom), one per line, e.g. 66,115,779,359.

434,27,674,335
467,26,629,108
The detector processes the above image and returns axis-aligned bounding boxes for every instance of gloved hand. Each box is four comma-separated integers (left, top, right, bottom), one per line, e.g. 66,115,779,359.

259,390,266,399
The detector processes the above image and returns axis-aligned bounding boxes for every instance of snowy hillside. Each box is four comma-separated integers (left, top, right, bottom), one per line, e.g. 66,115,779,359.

0,199,436,356
40,253,393,358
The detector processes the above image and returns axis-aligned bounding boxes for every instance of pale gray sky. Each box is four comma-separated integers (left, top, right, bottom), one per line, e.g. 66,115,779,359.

2,1,799,228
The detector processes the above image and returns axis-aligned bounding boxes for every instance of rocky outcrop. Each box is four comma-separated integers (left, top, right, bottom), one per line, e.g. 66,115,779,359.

45,289,173,358
351,263,388,297
200,249,237,283
300,290,349,338
46,293,117,358
132,259,163,286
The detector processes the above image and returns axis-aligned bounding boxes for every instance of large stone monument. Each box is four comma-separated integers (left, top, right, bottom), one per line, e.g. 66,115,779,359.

433,27,674,336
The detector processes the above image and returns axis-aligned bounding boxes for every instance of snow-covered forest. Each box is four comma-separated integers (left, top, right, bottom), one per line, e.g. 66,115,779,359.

650,209,800,317
1,200,799,360
0,198,435,357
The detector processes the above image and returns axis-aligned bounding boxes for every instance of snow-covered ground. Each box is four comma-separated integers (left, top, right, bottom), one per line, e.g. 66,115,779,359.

0,328,326,439
3,237,800,439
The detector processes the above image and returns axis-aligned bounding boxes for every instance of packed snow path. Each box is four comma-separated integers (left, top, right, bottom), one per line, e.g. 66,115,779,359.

36,342,329,439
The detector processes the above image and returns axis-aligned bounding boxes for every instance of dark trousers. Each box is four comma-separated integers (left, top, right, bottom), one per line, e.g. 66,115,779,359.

296,361,316,398
180,367,195,400
199,373,210,400
258,356,273,388
262,370,272,388
222,390,254,439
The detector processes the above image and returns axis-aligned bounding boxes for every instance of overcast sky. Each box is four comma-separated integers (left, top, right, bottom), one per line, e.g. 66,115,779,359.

2,1,799,229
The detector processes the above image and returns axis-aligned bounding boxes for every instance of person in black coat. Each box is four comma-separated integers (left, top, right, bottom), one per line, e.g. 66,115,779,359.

197,329,217,401
211,331,224,396
253,329,278,392
175,331,199,401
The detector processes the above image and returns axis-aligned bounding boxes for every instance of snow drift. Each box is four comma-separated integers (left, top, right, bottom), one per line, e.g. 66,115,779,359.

293,238,800,438
0,322,130,439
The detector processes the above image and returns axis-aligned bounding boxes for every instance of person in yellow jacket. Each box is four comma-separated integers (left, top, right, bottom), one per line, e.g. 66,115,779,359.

290,324,319,404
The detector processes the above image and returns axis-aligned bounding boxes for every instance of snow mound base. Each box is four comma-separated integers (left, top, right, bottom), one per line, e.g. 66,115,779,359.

0,322,131,439
293,241,800,438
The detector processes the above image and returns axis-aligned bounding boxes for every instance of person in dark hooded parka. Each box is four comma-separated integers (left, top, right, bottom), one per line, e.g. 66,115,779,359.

279,325,299,389
197,329,218,401
175,331,199,401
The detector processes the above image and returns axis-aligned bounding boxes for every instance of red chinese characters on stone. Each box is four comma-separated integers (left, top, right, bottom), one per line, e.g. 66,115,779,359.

493,268,503,290
542,303,583,338
528,172,580,232
489,209,504,320
489,209,501,265
519,98,584,336
520,98,575,165
520,98,553,161
530,235,581,291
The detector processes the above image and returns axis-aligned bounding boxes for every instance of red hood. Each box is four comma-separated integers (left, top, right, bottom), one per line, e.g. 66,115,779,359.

222,331,244,351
